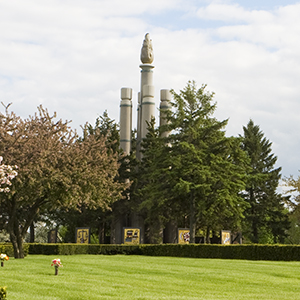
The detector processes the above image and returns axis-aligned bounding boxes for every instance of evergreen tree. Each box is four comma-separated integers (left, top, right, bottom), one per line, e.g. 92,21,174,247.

134,118,176,243
82,110,120,154
166,81,249,243
241,120,289,243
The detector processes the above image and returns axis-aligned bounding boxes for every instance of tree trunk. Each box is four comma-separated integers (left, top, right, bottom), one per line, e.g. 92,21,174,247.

252,219,259,243
98,222,105,244
189,192,196,243
7,197,44,258
7,199,24,258
9,227,24,258
30,222,35,243
205,226,211,244
8,207,27,258
163,220,177,243
250,189,259,243
148,219,163,244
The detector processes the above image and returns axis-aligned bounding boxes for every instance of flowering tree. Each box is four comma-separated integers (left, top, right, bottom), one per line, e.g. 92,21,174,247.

0,105,128,258
0,156,17,193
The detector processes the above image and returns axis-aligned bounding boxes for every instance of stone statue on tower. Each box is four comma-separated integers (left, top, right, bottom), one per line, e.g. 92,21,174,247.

140,33,154,64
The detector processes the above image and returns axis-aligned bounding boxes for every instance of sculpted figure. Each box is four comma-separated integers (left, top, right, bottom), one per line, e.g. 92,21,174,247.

140,33,154,64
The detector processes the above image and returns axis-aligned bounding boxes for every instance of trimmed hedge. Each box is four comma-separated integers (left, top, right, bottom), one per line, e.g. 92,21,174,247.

28,243,142,256
0,243,29,257
139,244,300,261
26,243,300,261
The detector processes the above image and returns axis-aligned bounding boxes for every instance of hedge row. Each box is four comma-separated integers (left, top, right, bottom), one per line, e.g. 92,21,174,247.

0,243,29,257
2,243,300,261
140,244,300,261
23,243,300,261
28,244,142,256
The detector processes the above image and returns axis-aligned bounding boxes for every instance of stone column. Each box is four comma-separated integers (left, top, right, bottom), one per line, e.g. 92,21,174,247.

136,92,142,160
120,88,132,155
138,33,155,154
141,84,155,139
133,33,155,244
113,87,132,245
139,64,155,139
159,89,172,138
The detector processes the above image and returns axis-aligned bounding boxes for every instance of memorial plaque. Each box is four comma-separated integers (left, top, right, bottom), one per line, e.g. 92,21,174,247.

76,227,90,244
221,230,231,245
178,228,190,244
123,228,140,245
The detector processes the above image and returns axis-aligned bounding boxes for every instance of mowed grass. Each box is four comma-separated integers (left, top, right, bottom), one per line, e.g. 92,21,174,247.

1,255,300,299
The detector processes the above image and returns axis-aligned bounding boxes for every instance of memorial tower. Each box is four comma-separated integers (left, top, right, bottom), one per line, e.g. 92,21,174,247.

117,33,171,244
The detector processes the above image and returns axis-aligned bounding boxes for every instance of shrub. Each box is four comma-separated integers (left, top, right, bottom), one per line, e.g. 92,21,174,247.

0,243,29,257
25,243,300,261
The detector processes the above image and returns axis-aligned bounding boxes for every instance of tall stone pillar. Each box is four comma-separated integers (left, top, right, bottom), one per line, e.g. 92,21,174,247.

136,92,142,160
138,33,155,146
111,88,133,245
120,88,132,155
141,84,155,139
132,33,155,242
137,63,155,156
159,89,172,138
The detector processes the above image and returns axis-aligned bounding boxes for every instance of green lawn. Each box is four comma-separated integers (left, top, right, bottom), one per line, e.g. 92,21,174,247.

1,255,300,299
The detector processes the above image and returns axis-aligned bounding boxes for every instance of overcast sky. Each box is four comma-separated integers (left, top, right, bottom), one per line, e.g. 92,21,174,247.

1,0,300,180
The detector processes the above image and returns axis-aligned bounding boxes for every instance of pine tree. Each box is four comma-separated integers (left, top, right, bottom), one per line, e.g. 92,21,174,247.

241,120,289,243
166,81,249,243
132,118,172,243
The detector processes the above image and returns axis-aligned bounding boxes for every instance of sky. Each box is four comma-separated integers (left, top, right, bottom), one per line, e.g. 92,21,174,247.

0,0,300,180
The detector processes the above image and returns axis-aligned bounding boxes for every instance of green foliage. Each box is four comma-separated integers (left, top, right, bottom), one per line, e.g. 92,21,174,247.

133,81,251,243
134,117,171,243
282,172,300,244
283,172,300,207
49,111,129,244
241,120,289,243
0,243,29,257
81,110,120,154
0,231,10,243
28,243,141,255
0,106,127,257
140,244,300,261
24,243,300,261
166,81,249,241
284,207,300,244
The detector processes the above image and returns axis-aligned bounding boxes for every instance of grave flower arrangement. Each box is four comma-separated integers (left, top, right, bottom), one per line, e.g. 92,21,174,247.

51,258,62,275
0,254,9,267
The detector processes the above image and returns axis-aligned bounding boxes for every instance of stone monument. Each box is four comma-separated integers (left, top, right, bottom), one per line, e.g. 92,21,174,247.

116,33,172,244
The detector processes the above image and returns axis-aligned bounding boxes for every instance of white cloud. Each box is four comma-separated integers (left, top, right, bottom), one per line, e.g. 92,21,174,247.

0,0,300,177
196,3,252,22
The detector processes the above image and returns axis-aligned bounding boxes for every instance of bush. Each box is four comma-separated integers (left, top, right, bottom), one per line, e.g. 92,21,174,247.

28,243,142,256
25,243,300,261
0,243,29,257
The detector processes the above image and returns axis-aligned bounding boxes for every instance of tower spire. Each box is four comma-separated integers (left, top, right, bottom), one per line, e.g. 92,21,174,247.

140,33,154,64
